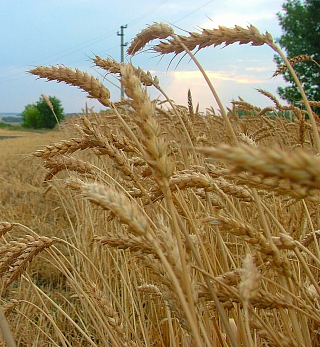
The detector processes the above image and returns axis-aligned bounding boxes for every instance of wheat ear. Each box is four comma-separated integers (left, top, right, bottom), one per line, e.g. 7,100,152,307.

33,138,91,159
93,55,158,86
198,144,320,190
29,66,110,107
153,25,271,55
273,54,320,77
0,235,55,287
120,63,175,179
72,181,151,236
127,22,174,55
43,155,94,181
41,93,62,131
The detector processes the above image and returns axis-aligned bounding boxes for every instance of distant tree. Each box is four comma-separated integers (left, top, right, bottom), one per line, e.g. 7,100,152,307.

275,0,320,105
21,104,41,129
21,96,64,129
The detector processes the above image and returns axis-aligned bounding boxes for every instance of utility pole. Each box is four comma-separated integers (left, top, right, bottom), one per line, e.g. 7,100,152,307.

117,25,128,99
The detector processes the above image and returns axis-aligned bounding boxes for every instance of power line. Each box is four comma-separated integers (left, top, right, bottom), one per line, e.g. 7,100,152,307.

0,0,170,82
173,0,214,24
1,0,214,86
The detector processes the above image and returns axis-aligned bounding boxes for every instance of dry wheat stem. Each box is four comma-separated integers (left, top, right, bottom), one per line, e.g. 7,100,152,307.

11,299,67,347
173,35,239,147
0,305,16,347
159,181,202,341
169,201,239,347
251,311,293,347
45,252,121,346
50,238,143,346
22,272,100,347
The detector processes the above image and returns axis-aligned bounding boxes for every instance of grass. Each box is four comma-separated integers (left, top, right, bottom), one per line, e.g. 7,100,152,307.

0,123,24,131
1,22,320,346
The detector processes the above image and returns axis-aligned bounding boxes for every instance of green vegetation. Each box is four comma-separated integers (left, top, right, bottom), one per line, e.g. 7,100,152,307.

21,95,64,129
1,116,22,123
0,122,27,131
275,0,320,105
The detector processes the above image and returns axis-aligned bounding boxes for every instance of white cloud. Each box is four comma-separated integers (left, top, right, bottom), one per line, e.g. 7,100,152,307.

155,68,286,112
246,66,271,72
171,70,265,84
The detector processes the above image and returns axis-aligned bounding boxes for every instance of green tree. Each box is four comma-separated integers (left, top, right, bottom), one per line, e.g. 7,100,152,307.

275,0,320,105
21,103,41,129
21,96,64,129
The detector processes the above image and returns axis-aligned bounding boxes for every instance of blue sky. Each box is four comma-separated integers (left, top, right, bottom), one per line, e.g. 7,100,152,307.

1,0,288,113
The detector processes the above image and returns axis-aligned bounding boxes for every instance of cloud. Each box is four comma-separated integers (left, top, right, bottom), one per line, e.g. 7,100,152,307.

170,70,265,84
155,67,284,112
246,66,271,72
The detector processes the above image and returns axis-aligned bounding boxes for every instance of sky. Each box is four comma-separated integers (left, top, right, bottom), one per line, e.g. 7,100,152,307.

1,0,288,114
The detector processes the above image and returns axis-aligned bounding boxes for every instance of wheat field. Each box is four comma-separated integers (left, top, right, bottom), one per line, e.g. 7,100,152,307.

1,22,320,346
